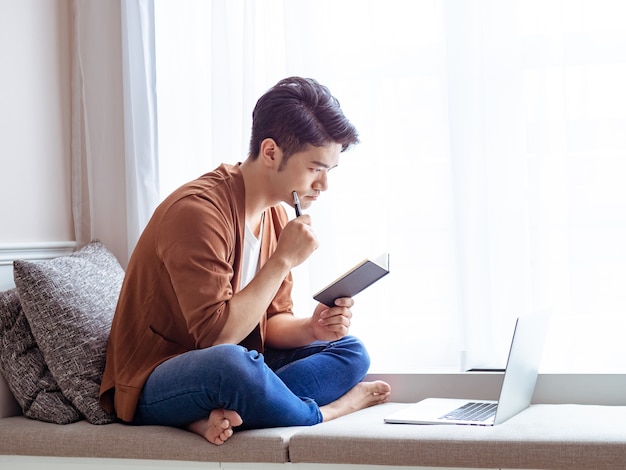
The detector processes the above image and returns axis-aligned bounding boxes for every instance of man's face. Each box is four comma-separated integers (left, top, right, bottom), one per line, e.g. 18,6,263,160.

278,143,342,210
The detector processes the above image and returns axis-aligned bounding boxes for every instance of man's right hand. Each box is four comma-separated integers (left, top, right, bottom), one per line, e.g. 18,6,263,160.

274,214,318,269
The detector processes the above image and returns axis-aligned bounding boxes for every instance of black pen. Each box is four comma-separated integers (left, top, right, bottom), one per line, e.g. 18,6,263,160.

292,191,302,217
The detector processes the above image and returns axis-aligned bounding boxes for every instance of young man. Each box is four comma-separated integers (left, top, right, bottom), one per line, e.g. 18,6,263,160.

99,77,391,445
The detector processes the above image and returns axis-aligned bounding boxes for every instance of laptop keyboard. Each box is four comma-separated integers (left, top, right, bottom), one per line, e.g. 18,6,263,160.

440,402,498,422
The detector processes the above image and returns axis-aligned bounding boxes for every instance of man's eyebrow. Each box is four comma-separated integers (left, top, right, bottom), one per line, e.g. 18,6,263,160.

311,160,338,170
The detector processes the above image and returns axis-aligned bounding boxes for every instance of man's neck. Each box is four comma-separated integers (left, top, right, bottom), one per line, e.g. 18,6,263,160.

239,158,272,232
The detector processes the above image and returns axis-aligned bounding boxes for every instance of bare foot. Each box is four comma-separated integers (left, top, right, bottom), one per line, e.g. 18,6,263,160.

186,409,243,445
320,380,391,422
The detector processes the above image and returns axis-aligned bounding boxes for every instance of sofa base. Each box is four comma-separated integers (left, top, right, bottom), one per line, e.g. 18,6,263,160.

2,403,626,469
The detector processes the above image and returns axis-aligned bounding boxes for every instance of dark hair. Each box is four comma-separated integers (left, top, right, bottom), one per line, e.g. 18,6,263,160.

248,77,359,164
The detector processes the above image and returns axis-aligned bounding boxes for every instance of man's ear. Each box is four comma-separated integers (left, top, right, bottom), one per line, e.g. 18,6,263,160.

259,138,282,168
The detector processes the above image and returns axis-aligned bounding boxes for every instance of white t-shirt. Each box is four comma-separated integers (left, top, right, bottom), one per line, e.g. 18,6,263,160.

240,215,264,289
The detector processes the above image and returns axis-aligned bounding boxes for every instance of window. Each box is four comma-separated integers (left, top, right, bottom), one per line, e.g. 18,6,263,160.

154,0,626,373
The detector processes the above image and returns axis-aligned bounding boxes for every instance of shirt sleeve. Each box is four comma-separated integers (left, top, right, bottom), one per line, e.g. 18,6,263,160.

157,194,238,349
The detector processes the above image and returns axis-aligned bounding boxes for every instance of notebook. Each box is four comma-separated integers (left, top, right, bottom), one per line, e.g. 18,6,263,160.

384,312,550,426
313,253,389,307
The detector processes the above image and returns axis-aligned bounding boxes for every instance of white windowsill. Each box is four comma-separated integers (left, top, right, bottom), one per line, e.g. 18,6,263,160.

366,372,626,406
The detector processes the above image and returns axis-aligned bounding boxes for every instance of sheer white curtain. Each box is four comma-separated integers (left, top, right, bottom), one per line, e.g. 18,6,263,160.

154,0,289,198
120,0,160,255
445,0,626,372
71,0,159,265
71,0,130,265
151,0,626,372
70,0,159,264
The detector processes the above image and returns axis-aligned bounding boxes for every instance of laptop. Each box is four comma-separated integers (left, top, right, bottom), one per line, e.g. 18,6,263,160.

384,313,549,426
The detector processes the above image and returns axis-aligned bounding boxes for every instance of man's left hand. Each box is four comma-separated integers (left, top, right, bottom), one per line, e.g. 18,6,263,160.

311,297,353,341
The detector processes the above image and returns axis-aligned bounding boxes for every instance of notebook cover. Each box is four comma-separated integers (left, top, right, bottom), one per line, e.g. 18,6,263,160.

313,253,389,306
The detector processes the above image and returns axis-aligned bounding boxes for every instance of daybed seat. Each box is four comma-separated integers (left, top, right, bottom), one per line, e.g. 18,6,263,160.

2,399,626,469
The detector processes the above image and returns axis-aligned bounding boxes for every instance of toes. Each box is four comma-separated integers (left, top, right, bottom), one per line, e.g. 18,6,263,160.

373,380,391,394
223,409,243,427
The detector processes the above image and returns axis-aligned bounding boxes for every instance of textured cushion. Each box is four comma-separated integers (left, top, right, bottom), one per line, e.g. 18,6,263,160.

0,288,81,423
13,240,124,425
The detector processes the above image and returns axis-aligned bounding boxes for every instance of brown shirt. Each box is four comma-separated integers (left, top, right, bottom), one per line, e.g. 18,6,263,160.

99,163,294,422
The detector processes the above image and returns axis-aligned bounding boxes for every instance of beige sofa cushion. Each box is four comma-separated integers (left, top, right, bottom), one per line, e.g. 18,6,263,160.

0,415,302,463
289,402,626,469
2,402,626,468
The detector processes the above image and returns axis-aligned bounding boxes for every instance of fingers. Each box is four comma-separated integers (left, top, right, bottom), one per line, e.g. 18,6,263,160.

318,304,352,333
276,216,318,268
333,297,354,308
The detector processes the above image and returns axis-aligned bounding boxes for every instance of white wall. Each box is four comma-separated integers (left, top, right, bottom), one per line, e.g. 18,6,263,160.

0,0,130,266
0,0,73,243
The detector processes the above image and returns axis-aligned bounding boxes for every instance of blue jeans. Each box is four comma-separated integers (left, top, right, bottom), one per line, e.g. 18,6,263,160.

133,335,370,429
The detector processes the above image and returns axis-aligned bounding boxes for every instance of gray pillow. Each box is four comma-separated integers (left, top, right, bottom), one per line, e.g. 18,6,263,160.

13,240,123,425
0,288,81,423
